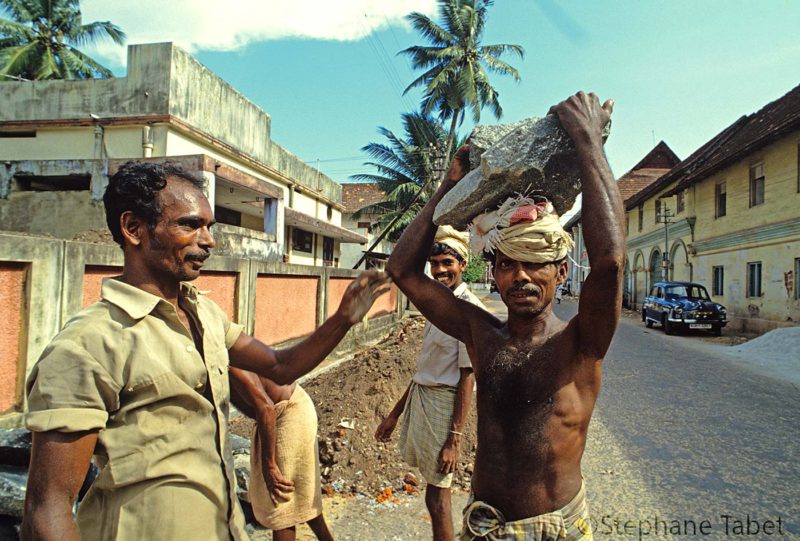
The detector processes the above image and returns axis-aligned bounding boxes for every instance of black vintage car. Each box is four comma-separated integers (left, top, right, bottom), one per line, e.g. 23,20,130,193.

641,281,727,336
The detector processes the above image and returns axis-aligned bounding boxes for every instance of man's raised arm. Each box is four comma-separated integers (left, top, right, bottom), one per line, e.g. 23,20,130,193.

552,92,625,359
386,146,487,344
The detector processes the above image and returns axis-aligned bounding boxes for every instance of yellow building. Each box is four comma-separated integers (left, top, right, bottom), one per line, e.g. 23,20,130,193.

0,42,366,265
659,84,800,333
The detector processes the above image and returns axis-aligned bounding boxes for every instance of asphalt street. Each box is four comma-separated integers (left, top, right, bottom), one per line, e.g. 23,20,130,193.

287,296,800,540
559,299,800,540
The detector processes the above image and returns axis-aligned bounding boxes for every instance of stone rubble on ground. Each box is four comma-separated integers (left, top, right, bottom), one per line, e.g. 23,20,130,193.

434,114,611,228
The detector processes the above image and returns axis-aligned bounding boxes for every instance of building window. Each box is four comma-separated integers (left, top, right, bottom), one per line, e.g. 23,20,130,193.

712,266,724,296
795,258,800,300
15,175,90,191
0,130,36,138
322,236,334,266
625,215,629,236
214,206,241,227
291,228,313,253
715,181,727,218
654,199,661,224
747,261,762,297
749,162,765,207
638,204,644,231
676,191,685,214
357,221,370,230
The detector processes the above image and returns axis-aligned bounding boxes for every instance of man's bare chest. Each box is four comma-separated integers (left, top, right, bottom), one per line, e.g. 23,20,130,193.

475,334,588,443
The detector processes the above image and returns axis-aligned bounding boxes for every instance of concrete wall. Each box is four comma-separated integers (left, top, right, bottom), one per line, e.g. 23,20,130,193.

0,191,106,239
0,263,26,413
0,231,402,425
269,143,341,204
0,44,170,122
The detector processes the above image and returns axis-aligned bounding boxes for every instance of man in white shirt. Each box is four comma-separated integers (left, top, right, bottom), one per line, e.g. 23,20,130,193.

375,226,486,541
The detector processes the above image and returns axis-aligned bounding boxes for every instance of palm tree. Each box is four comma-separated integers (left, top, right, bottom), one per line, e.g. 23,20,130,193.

400,0,523,175
0,0,125,80
351,111,454,242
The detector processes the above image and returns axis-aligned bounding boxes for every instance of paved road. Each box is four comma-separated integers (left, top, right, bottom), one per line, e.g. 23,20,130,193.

285,297,799,540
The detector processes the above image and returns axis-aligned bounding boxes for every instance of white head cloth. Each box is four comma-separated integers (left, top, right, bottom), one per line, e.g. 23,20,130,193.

468,195,574,263
434,225,470,262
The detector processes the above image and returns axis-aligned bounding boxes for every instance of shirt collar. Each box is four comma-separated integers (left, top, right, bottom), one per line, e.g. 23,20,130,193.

101,277,200,320
453,282,468,297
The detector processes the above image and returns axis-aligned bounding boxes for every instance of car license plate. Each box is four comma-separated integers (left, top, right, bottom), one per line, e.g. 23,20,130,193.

690,324,712,329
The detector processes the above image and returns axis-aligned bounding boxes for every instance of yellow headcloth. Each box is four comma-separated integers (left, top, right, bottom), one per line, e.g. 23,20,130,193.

469,195,574,264
434,225,470,262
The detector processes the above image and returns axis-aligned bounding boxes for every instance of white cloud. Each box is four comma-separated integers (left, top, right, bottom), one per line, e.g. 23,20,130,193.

81,0,438,67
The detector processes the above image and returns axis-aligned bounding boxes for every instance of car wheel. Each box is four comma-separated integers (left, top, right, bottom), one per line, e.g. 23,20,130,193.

712,326,722,337
664,317,676,335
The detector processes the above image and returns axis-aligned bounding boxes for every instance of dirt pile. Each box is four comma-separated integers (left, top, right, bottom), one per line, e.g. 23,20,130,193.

230,317,478,499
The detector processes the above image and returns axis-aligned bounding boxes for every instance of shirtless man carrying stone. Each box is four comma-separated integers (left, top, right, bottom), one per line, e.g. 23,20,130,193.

386,92,624,540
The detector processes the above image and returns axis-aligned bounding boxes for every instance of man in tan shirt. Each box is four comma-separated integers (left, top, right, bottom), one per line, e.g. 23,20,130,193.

22,161,389,541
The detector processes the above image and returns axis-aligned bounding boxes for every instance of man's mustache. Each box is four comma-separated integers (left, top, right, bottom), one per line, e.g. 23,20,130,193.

507,283,539,296
185,251,211,262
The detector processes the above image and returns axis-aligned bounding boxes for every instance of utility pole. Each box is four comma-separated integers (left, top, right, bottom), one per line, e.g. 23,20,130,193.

657,202,674,281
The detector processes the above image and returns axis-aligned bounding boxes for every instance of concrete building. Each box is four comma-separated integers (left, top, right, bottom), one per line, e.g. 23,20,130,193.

0,43,406,425
0,42,366,266
565,141,681,304
340,182,395,270
658,84,800,333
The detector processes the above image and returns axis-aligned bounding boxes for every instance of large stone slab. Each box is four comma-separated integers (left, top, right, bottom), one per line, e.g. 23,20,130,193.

0,466,26,518
434,115,610,228
0,429,31,468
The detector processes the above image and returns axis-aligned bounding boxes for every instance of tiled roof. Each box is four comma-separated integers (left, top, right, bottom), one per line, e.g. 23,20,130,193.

661,83,800,197
617,168,671,202
564,142,679,228
341,183,387,214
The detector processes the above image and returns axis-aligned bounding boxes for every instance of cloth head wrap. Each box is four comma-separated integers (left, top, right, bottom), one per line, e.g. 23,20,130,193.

468,195,574,263
433,225,470,262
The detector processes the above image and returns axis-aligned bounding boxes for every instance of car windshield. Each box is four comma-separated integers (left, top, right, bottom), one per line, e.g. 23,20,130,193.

665,285,710,300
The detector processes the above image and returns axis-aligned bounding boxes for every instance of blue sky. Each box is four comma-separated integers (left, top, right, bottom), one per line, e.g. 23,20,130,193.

84,0,800,185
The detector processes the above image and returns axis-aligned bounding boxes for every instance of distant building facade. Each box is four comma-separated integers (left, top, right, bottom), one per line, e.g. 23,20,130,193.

0,42,366,266
658,84,800,333
565,141,681,304
569,85,800,333
340,183,395,270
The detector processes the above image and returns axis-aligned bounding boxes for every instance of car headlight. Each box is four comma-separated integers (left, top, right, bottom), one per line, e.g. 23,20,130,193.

672,307,683,316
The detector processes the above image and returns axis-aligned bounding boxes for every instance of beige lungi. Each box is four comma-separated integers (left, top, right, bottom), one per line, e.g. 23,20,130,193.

249,385,322,531
460,481,593,540
398,382,457,488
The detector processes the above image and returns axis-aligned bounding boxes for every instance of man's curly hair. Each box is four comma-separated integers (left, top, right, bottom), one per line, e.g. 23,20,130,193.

103,161,206,248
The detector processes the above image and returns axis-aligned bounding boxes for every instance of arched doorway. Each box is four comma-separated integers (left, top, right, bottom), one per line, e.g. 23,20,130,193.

633,251,646,307
670,241,691,282
623,259,631,308
650,249,663,284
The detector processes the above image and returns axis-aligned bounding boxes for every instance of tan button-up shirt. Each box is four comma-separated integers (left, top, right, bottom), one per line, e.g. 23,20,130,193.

26,278,249,540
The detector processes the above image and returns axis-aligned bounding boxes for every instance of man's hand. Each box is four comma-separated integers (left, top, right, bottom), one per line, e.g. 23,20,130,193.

549,92,613,148
444,143,471,184
336,270,392,324
374,413,399,443
263,460,294,506
437,437,460,475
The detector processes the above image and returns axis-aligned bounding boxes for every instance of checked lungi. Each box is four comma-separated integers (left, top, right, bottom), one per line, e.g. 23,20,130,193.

460,481,593,540
398,382,457,488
